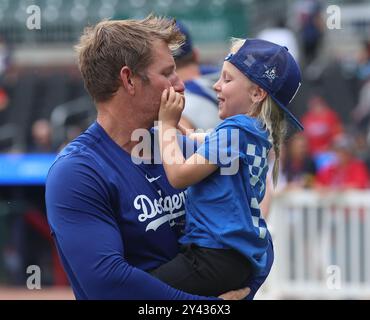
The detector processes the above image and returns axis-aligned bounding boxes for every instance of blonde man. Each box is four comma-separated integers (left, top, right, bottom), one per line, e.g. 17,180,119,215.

46,15,254,300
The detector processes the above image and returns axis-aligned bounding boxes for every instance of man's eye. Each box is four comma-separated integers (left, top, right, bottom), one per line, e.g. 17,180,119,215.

164,70,174,77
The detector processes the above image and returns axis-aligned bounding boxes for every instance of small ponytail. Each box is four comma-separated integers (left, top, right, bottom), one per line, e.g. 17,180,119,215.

257,96,286,188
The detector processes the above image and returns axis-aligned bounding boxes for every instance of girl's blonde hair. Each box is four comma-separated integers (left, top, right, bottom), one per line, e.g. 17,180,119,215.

230,38,287,187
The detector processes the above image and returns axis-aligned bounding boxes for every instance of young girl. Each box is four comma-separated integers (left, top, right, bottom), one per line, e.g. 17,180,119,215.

151,38,303,297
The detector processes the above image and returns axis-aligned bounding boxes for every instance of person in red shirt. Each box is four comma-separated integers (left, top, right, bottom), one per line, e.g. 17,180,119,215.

301,95,343,156
316,134,369,189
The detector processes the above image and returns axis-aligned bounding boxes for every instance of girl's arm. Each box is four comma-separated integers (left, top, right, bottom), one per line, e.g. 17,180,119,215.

176,122,190,136
177,123,209,145
177,118,194,133
188,132,208,144
159,87,217,189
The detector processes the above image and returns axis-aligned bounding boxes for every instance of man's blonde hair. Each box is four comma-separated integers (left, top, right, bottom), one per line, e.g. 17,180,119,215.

75,14,185,103
230,38,287,187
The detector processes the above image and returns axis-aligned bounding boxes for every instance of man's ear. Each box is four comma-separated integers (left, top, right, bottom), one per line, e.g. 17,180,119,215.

251,86,267,104
192,48,200,65
120,66,135,95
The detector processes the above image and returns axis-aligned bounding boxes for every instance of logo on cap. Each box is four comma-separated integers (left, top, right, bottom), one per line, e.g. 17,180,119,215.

262,66,278,82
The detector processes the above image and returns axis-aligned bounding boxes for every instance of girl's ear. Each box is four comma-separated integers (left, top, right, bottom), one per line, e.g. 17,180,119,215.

251,86,267,104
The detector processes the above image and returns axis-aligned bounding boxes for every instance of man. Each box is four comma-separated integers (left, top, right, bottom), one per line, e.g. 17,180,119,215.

316,134,369,190
257,17,300,64
174,21,221,131
45,15,269,300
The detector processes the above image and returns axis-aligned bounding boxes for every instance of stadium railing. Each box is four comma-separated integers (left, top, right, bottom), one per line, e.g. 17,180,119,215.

256,190,370,300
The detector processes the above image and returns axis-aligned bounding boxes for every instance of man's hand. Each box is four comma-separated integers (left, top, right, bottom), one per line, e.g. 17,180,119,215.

218,287,251,300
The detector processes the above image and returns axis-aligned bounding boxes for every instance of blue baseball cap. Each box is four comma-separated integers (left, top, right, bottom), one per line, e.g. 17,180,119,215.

225,38,303,130
173,21,193,59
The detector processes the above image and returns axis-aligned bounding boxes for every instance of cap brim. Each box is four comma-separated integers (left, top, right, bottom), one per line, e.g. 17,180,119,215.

271,96,304,130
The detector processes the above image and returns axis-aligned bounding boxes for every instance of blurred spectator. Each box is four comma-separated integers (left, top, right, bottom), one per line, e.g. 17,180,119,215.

57,124,84,151
27,119,56,153
174,21,221,131
0,36,10,113
352,40,370,130
352,80,370,133
282,132,317,188
293,0,324,66
356,39,370,82
315,134,369,190
257,16,300,64
301,95,343,157
0,37,10,78
0,87,8,111
260,133,316,218
352,130,370,172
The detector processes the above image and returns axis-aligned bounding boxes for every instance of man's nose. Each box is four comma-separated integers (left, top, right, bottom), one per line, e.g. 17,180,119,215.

172,74,185,94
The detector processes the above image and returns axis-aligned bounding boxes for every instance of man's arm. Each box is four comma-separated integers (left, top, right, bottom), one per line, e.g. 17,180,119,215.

45,155,215,300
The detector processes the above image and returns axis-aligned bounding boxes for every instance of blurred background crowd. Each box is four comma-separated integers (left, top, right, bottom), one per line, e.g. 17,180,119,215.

0,0,369,299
